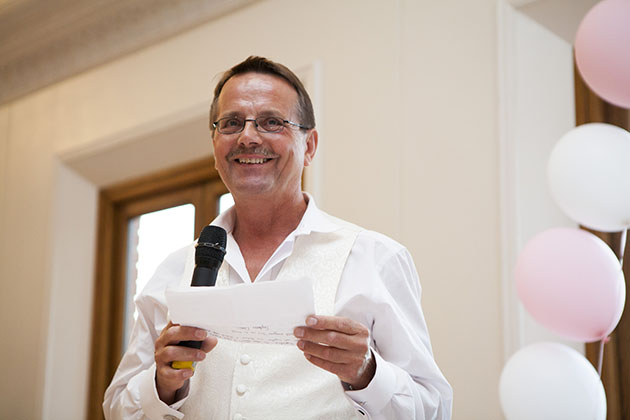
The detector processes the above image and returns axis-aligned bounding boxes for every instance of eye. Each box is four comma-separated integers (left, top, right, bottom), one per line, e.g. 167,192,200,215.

217,117,243,133
223,118,241,128
260,117,284,131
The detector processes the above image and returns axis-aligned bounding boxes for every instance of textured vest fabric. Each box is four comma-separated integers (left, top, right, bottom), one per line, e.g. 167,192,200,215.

180,224,364,420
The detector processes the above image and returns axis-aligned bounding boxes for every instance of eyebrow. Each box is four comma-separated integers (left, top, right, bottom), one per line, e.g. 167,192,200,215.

217,109,287,120
216,111,241,119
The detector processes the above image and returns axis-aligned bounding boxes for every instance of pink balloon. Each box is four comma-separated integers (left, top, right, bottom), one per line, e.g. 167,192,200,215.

575,0,630,108
515,228,625,342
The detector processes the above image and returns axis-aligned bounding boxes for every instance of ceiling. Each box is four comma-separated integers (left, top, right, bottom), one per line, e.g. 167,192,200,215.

0,0,258,105
0,0,601,106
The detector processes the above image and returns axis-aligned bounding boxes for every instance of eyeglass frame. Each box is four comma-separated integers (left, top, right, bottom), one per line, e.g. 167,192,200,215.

212,116,311,135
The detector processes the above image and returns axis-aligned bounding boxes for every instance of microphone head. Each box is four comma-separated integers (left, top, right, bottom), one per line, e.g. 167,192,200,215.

195,225,227,268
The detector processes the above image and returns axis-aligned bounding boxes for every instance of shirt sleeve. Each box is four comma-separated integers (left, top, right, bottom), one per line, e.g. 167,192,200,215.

103,245,192,420
336,233,453,420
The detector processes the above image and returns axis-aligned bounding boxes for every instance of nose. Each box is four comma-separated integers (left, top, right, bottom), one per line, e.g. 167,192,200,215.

237,120,262,146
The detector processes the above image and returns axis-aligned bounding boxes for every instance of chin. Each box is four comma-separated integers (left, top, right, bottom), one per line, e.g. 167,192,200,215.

231,182,273,197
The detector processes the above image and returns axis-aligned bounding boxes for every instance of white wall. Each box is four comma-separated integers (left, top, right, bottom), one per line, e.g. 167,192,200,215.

0,86,58,419
42,163,97,420
0,0,525,418
499,1,592,360
400,2,502,417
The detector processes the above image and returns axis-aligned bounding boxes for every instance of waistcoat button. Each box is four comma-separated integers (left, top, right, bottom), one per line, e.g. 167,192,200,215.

236,384,248,395
240,354,251,365
233,414,243,420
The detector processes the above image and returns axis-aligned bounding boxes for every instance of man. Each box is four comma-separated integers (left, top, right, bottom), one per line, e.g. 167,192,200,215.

104,56,452,419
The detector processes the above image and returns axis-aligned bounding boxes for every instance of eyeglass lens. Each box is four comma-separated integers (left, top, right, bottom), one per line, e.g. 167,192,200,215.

217,117,285,134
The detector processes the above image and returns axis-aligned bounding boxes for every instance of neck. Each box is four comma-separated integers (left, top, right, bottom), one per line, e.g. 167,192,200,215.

230,190,308,282
232,190,308,244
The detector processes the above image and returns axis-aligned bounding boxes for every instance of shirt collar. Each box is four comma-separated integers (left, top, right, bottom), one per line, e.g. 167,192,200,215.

210,192,340,237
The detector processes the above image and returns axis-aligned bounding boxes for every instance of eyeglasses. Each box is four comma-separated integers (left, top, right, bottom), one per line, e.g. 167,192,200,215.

212,116,310,135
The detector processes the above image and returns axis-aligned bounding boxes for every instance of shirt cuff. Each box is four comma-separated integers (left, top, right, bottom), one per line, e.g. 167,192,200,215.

135,364,189,420
344,349,397,414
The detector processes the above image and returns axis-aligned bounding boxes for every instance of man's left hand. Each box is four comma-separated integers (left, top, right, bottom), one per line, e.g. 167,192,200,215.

294,315,376,390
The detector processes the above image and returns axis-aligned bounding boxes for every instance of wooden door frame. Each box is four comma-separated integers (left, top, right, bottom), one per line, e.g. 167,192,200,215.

86,157,226,420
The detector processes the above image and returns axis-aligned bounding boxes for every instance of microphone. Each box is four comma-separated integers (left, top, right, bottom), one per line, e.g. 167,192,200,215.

172,225,227,369
190,225,227,287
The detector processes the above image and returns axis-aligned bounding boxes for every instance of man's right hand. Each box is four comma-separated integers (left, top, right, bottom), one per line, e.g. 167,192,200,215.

154,321,218,405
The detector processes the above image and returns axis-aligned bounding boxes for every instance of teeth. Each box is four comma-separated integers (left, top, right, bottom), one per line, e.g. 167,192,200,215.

238,158,268,164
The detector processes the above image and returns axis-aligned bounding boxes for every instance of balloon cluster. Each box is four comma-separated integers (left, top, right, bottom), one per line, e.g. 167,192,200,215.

500,1,630,419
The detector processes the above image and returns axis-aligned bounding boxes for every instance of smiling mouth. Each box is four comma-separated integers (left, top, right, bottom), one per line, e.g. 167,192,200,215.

236,158,272,164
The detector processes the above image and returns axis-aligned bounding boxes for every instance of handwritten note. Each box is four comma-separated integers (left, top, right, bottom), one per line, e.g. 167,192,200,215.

165,277,314,345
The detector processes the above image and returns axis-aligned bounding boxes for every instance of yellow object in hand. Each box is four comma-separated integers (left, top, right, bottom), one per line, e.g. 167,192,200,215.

171,360,195,370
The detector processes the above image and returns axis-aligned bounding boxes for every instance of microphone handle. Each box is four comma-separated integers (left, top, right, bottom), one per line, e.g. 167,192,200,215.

171,341,202,370
177,340,203,349
171,264,221,369
190,265,220,287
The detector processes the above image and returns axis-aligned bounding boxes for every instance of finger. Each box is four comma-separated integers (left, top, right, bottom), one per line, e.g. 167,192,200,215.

157,363,194,382
156,362,195,393
169,336,217,370
296,321,370,351
168,325,208,343
304,315,366,335
200,335,219,353
294,327,364,351
165,344,207,370
297,340,355,363
155,323,175,350
161,321,174,333
156,324,209,348
155,345,207,367
302,353,355,383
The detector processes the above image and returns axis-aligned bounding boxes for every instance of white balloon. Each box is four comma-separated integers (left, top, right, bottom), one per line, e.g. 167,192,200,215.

499,342,606,420
548,123,630,232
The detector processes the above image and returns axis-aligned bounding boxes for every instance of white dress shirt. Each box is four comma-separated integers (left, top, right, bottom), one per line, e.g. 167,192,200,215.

103,195,453,420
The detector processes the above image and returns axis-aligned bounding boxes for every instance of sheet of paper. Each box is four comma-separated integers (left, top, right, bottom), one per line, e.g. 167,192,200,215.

165,277,314,345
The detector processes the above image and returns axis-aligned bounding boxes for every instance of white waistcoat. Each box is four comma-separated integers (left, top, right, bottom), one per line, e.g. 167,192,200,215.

180,225,365,420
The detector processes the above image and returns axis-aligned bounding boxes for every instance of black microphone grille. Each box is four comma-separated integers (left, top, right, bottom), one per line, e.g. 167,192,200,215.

195,225,227,267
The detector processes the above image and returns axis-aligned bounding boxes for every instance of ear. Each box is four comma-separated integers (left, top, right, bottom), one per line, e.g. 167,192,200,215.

303,129,318,167
211,135,218,169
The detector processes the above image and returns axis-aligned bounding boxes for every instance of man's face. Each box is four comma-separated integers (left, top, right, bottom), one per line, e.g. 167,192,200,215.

212,72,317,200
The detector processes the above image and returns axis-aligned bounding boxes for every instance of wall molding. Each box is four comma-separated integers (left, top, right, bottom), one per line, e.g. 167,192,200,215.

0,0,258,105
497,0,524,363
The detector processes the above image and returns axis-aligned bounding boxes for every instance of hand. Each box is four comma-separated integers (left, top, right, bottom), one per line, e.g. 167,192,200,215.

294,315,376,390
154,321,218,404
